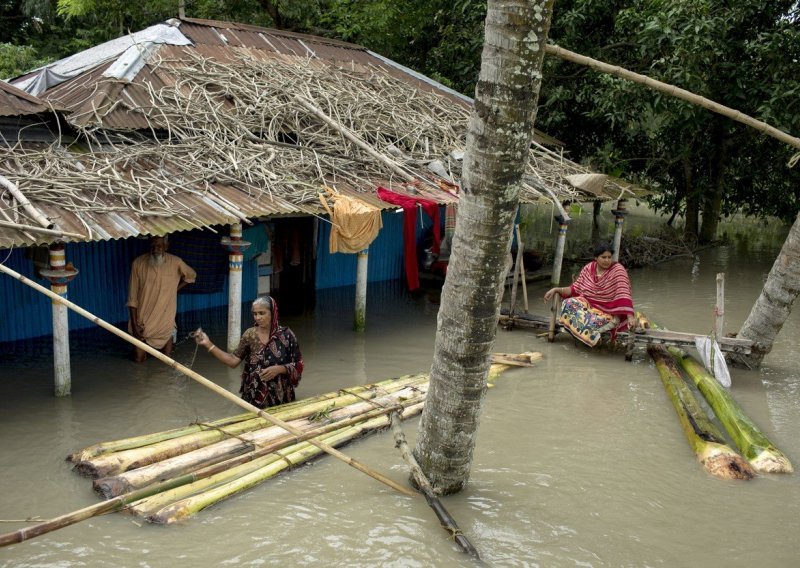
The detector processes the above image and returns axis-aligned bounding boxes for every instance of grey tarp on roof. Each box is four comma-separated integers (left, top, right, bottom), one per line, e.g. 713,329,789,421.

14,21,192,96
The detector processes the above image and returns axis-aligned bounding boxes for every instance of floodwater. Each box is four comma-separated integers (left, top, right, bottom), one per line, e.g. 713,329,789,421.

1,215,799,567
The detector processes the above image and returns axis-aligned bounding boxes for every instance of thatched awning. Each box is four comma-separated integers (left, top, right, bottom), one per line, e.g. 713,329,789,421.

0,18,646,249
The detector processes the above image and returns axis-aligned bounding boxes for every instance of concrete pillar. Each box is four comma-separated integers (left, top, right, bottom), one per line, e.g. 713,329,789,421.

354,250,368,332
221,224,251,351
41,243,78,397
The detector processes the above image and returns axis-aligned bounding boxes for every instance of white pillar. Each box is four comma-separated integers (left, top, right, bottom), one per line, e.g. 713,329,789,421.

44,244,75,397
222,223,250,351
354,250,368,332
611,199,628,262
548,216,570,341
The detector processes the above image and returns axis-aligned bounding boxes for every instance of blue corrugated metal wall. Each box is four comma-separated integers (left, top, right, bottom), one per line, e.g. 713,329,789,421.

1,205,448,341
315,210,407,289
0,233,257,343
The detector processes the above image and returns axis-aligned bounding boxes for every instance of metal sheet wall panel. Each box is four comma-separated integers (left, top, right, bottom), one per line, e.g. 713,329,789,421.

0,236,257,343
0,248,51,342
315,210,405,289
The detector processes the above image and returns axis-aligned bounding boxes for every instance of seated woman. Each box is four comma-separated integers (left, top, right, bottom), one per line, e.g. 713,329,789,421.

194,295,303,408
543,242,635,347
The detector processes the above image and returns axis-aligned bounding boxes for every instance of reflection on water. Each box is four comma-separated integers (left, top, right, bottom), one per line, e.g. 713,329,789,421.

1,226,799,567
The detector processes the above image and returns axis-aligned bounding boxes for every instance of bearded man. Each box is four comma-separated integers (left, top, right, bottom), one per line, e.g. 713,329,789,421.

127,235,196,362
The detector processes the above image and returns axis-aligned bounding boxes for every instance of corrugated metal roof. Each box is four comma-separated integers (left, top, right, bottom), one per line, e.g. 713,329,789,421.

1,18,646,250
0,81,52,116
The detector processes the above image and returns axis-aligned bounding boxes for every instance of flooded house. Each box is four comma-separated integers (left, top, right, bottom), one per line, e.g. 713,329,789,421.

0,17,629,391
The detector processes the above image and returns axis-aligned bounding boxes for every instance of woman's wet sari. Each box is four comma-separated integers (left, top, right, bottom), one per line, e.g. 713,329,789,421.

559,261,634,347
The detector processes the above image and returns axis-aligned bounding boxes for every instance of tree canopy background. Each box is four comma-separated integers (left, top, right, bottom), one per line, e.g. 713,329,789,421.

2,0,798,236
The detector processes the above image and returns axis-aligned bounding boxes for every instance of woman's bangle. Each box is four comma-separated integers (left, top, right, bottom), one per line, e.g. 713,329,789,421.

207,344,215,353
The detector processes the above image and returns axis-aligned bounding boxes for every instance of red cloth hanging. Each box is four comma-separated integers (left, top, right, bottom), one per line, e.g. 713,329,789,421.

377,187,441,290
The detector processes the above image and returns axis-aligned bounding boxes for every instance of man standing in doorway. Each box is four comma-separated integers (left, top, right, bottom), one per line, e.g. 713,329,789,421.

127,235,196,362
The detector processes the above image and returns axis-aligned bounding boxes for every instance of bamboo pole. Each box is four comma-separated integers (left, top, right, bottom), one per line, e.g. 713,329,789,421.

294,95,417,182
0,263,415,498
0,472,192,547
715,273,725,337
611,199,627,263
548,216,570,341
545,44,800,151
390,413,480,559
0,174,54,229
509,228,521,318
515,224,529,313
0,219,86,239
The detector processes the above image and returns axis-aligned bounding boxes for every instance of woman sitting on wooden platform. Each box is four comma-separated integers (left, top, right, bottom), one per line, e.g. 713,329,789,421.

194,295,304,408
544,242,635,347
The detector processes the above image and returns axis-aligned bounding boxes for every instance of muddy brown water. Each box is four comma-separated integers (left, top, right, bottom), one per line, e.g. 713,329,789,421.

1,220,799,567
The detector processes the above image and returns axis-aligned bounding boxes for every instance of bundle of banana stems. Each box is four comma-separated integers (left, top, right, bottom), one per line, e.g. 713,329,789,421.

66,374,428,523
66,361,521,526
648,345,755,480
667,346,793,474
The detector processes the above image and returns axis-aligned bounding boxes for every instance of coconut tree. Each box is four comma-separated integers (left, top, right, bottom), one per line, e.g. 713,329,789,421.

733,212,800,368
412,0,555,494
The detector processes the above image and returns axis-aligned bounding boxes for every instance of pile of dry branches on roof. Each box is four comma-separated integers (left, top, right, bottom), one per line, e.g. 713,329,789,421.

1,48,623,227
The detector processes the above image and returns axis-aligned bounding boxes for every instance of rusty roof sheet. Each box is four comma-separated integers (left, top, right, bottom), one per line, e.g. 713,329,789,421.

0,81,52,117
0,18,645,249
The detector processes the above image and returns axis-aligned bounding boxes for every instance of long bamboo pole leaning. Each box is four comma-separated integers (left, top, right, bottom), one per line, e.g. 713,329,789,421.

0,394,426,546
0,263,415,498
294,95,417,183
389,412,480,559
545,44,800,152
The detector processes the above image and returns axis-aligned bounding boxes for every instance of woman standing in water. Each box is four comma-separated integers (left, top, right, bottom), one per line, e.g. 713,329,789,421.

544,242,635,347
194,295,303,408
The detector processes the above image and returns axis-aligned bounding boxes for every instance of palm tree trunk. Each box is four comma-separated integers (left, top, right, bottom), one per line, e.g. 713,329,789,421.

733,212,800,367
413,0,555,495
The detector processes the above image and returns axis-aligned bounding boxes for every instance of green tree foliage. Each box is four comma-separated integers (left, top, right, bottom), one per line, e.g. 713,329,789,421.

540,0,800,233
4,0,797,231
0,43,49,78
313,0,486,93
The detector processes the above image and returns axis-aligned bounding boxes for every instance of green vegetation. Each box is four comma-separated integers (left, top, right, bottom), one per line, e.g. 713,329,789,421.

4,1,798,238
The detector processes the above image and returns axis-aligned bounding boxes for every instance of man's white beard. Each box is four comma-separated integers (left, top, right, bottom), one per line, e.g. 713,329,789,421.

149,253,166,267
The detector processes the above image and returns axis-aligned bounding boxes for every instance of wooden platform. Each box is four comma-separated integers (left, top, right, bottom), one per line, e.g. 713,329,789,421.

499,311,753,355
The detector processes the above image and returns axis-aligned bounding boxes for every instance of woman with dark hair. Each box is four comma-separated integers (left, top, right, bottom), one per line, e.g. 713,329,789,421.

544,242,635,347
194,295,303,408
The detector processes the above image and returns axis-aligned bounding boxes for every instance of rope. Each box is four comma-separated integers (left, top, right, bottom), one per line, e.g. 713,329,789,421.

339,387,409,415
191,420,256,449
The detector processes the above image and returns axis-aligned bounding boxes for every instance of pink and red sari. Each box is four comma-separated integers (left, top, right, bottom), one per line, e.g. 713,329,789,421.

559,261,634,347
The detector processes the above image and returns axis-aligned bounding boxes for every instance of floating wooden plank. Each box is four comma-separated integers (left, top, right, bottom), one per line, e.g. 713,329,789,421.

621,329,752,355
490,352,543,367
498,311,753,354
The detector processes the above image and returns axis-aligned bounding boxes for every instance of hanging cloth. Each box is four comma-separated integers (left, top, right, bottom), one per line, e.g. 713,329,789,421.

376,187,441,291
320,188,383,254
694,336,732,387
